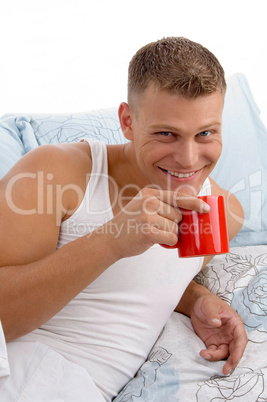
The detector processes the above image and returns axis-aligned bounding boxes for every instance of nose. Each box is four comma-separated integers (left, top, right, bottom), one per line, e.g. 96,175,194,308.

173,140,198,169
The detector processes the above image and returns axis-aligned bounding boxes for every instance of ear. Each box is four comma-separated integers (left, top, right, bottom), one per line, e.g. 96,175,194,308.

118,102,134,141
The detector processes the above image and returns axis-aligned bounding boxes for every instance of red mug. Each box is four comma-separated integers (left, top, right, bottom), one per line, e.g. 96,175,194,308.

161,195,229,258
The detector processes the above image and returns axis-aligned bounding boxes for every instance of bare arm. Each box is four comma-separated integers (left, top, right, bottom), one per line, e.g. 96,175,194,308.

0,143,121,340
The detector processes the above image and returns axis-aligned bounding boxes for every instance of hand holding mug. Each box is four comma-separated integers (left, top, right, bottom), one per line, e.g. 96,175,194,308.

161,195,229,258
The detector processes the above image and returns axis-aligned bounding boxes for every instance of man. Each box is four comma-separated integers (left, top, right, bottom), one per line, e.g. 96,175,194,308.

0,37,246,401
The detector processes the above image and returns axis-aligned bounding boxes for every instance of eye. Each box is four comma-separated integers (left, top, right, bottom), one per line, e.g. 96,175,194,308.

160,131,173,137
198,131,211,138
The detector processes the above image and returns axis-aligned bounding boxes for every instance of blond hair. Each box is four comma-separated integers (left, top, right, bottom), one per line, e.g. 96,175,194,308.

128,37,226,109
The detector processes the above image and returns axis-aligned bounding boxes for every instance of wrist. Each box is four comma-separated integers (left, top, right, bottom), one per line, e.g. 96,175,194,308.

175,281,210,317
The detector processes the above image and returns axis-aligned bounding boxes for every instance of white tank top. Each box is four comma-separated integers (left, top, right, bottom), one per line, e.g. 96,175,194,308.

20,139,211,401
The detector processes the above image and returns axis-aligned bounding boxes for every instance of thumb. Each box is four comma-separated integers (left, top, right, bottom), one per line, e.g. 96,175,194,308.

198,296,222,327
209,317,222,327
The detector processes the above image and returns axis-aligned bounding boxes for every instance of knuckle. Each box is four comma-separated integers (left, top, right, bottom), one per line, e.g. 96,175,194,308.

175,191,184,199
173,221,179,233
140,187,155,198
164,219,178,234
142,197,159,214
173,192,186,208
169,232,178,245
175,210,183,223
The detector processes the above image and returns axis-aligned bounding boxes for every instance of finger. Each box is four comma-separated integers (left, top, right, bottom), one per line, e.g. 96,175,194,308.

140,191,182,222
155,190,210,213
150,215,179,246
222,326,248,375
200,343,229,362
150,201,181,247
152,215,179,235
140,191,183,224
157,201,183,223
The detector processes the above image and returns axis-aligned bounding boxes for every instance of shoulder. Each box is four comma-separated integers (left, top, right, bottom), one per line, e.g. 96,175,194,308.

24,141,91,172
2,141,92,189
209,176,244,242
0,142,93,265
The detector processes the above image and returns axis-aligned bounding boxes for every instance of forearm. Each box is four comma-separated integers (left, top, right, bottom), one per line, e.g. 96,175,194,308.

175,280,211,317
0,231,119,341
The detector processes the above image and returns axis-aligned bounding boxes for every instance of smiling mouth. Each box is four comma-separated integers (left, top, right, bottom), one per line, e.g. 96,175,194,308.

159,167,196,178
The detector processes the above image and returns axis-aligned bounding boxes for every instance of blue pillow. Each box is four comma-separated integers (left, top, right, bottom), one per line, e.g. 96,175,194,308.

24,108,126,146
211,73,267,246
0,108,126,179
0,117,26,179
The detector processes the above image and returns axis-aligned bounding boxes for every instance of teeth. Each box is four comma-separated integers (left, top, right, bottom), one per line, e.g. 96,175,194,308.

167,170,195,178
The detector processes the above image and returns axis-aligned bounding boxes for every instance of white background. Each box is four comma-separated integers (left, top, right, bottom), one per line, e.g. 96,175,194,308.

0,0,266,126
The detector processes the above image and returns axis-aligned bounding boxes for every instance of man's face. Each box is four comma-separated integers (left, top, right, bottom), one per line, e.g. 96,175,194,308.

129,84,224,195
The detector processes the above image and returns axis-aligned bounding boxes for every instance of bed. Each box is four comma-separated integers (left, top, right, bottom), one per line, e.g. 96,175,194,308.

0,73,267,401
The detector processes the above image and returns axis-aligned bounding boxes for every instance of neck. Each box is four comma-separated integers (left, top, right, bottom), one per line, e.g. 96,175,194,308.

107,142,148,198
